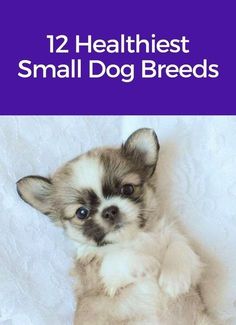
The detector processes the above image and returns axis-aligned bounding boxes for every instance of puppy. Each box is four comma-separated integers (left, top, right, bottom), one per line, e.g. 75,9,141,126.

17,128,214,324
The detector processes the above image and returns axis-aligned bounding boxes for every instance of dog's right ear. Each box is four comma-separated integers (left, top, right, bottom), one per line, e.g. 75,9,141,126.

16,176,58,223
122,128,160,178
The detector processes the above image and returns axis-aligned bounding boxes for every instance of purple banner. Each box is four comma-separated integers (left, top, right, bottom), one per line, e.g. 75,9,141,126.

1,0,235,114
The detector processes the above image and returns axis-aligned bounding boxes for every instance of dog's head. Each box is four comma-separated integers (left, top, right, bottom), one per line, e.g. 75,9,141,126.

17,128,159,246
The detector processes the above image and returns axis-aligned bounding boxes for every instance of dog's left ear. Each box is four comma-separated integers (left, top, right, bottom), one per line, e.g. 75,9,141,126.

16,176,56,221
122,128,160,177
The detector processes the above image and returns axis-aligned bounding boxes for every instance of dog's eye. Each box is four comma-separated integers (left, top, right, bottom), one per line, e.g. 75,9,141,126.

120,184,134,196
76,207,89,220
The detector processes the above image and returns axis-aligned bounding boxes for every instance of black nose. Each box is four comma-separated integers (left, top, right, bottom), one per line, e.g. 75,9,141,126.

102,206,119,222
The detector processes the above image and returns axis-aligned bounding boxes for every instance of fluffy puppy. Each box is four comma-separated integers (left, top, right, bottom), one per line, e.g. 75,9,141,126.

17,128,214,325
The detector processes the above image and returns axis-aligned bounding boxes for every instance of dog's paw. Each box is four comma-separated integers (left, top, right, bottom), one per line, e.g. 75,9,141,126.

100,251,159,297
103,282,132,297
103,284,119,297
159,268,191,298
103,257,158,297
130,256,159,279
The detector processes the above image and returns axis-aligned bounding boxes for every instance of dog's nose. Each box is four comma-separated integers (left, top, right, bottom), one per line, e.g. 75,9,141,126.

102,206,119,222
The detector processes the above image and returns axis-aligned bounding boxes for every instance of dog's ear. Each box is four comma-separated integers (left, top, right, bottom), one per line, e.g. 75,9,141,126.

122,128,160,177
16,176,58,223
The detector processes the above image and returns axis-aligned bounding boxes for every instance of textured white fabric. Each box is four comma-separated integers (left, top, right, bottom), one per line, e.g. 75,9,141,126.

0,116,236,325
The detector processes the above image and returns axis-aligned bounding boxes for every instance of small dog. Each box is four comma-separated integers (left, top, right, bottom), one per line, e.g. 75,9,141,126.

17,128,214,324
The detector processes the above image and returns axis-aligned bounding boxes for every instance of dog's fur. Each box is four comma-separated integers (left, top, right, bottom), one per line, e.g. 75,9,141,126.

17,128,215,324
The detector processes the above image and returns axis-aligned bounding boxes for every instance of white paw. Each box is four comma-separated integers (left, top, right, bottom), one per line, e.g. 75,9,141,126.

100,251,159,297
130,256,159,279
104,282,130,297
159,269,191,298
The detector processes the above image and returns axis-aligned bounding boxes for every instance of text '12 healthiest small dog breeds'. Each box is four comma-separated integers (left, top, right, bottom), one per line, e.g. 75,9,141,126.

17,129,215,325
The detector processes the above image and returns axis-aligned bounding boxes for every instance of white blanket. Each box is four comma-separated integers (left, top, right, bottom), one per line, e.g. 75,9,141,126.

0,116,236,324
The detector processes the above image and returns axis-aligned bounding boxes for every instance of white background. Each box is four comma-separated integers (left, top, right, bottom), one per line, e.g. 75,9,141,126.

0,116,236,324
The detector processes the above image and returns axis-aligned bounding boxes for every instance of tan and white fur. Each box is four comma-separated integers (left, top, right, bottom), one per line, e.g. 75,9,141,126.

17,128,215,324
